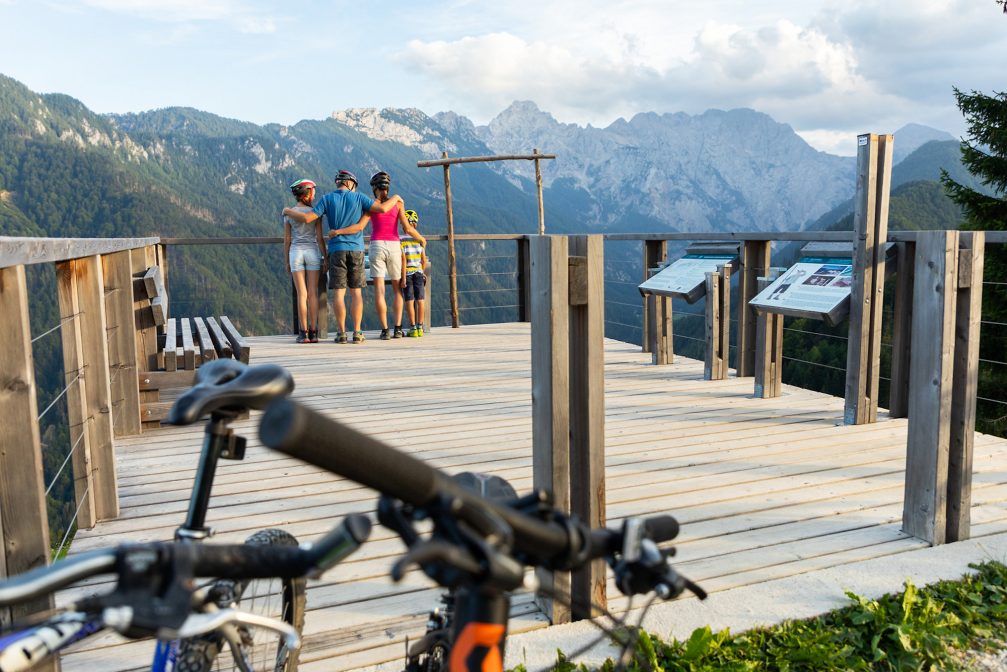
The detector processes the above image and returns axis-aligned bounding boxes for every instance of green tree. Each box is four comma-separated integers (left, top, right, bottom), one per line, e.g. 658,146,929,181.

940,88,1007,226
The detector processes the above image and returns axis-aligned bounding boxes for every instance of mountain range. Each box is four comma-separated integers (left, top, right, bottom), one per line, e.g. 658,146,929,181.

0,72,976,338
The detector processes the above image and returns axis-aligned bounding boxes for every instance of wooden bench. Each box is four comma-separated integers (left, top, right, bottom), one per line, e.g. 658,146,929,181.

134,265,251,424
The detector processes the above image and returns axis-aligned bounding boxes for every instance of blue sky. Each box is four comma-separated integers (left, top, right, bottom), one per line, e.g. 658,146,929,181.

1,0,1004,155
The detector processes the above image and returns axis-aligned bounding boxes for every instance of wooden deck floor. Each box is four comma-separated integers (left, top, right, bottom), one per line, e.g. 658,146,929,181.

62,323,1007,670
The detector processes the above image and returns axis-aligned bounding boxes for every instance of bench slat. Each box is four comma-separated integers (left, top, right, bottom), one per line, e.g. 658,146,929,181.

180,318,196,370
192,318,217,363
141,265,165,300
138,370,195,392
163,318,177,372
150,295,167,327
205,317,233,359
219,316,249,363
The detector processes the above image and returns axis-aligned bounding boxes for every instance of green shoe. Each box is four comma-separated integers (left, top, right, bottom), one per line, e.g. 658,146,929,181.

334,332,348,344
352,331,365,344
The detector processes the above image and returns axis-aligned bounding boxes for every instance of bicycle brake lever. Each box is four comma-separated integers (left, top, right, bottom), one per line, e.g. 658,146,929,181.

164,607,302,652
391,540,482,583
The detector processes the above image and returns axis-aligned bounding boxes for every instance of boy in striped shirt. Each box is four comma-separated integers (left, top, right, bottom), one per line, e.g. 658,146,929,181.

400,210,427,337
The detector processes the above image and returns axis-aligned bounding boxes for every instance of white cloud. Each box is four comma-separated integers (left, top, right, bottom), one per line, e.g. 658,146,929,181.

395,0,1007,151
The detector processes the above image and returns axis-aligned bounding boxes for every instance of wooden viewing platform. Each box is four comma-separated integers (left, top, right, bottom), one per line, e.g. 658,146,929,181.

60,323,1007,671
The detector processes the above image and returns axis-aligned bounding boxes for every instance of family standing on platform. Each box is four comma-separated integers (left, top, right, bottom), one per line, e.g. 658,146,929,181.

281,169,427,344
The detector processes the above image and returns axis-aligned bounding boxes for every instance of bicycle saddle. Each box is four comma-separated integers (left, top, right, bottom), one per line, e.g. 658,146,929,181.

166,360,295,426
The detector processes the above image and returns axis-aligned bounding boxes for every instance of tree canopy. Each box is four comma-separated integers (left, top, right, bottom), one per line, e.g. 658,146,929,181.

941,88,1007,228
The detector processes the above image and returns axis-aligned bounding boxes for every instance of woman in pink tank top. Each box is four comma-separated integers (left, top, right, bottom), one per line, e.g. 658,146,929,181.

367,171,426,338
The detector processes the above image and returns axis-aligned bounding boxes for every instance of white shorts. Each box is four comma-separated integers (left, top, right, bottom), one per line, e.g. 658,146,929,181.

369,240,402,281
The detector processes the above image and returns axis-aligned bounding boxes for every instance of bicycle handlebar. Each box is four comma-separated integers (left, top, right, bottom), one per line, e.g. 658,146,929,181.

260,398,680,573
0,514,371,609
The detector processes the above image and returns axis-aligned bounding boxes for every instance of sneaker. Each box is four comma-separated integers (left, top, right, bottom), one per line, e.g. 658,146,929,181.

379,328,390,341
392,326,405,339
352,331,365,344
296,330,308,344
334,332,348,344
308,329,318,343
416,326,424,338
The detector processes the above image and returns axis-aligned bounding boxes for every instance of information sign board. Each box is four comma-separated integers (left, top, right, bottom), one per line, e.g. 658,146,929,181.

638,254,737,303
749,256,853,325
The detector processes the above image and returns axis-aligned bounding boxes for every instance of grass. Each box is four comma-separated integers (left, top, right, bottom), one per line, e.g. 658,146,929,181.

521,560,1007,672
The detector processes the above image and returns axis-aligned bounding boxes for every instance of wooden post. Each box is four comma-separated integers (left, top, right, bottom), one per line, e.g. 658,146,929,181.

704,263,731,380
845,133,893,425
534,148,545,235
132,246,160,428
568,235,606,618
156,243,170,317
889,241,915,418
947,231,984,542
517,237,532,322
642,240,671,361
77,255,119,520
102,251,141,436
423,260,433,332
442,151,460,328
530,235,571,625
737,240,771,377
0,264,54,627
754,276,784,398
57,261,96,531
903,230,958,545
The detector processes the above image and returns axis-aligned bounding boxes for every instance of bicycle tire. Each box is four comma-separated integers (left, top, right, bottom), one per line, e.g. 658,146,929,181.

175,528,306,672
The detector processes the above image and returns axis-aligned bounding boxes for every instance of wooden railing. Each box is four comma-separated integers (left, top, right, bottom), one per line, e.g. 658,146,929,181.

3,227,1005,627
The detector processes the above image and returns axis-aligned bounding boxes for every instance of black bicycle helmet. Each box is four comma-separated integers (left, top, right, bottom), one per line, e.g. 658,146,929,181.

334,170,357,188
289,178,316,198
369,171,391,191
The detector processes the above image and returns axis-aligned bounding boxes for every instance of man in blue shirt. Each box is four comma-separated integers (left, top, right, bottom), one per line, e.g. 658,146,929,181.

283,170,402,343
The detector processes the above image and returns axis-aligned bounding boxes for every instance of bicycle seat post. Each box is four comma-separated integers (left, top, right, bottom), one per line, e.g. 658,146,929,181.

176,411,246,541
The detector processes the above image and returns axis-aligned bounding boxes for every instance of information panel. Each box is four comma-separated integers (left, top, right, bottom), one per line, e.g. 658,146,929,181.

749,256,854,325
638,254,737,303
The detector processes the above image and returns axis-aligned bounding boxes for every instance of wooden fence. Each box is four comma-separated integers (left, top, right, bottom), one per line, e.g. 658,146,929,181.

2,226,1004,631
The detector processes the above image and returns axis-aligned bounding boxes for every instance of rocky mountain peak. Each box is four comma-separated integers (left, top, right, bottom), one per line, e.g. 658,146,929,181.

329,107,456,157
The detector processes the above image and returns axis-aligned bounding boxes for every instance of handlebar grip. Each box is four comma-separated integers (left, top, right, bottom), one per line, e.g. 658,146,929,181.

644,515,680,543
260,398,441,506
190,543,313,579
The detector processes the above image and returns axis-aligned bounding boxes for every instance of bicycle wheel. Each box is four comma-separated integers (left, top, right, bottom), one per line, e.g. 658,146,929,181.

175,528,306,672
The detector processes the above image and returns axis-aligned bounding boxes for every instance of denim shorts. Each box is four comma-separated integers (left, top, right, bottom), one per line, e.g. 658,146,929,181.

403,272,426,301
289,246,322,272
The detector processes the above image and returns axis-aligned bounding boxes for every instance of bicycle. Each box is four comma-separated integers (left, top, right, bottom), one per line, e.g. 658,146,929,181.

259,395,707,672
0,359,373,672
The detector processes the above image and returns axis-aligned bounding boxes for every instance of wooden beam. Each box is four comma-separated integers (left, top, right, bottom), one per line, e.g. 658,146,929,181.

568,235,606,619
0,236,158,267
947,231,984,542
416,153,556,168
219,316,250,363
163,317,177,372
180,317,196,370
0,264,54,626
138,369,197,392
102,250,141,436
534,149,546,235
56,261,96,531
888,242,915,418
844,133,893,425
206,317,233,359
77,255,119,521
737,240,771,377
642,240,668,357
903,230,958,545
132,245,159,430
443,153,460,328
704,263,732,380
530,234,571,625
192,317,216,364
754,277,784,398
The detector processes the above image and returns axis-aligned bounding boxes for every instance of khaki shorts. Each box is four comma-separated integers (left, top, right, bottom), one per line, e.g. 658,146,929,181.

369,240,402,281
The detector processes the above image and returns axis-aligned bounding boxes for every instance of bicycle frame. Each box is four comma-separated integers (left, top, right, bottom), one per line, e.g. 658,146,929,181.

448,588,510,672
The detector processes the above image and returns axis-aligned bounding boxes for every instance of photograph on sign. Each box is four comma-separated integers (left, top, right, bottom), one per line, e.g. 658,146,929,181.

638,254,736,303
750,257,854,324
